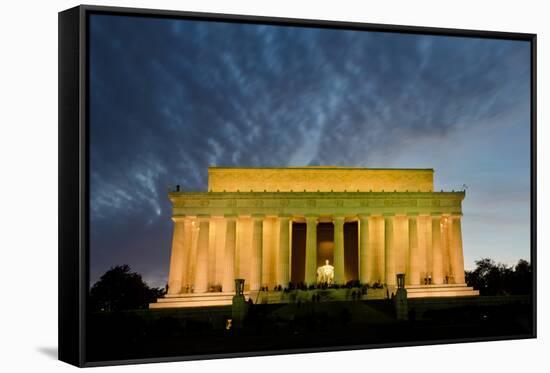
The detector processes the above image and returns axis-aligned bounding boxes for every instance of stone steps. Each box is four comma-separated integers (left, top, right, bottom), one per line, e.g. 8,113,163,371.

151,288,388,308
405,284,479,298
150,285,479,308
150,292,252,308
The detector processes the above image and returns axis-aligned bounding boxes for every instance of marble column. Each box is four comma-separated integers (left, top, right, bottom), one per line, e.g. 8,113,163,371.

450,214,466,284
222,215,236,293
374,216,385,283
277,215,291,287
187,220,200,290
358,214,370,284
408,214,420,285
333,215,345,285
207,218,218,288
441,216,451,281
167,216,186,295
431,214,444,285
181,217,194,291
305,215,318,285
194,216,210,293
384,214,396,286
421,215,432,284
261,217,273,289
250,214,264,291
396,215,409,278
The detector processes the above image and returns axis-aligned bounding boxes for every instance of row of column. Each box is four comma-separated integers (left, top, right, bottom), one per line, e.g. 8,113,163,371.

300,214,465,287
167,214,292,295
357,214,465,286
166,213,465,295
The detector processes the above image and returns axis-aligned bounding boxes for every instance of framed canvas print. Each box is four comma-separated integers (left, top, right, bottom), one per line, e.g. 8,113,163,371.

58,4,536,367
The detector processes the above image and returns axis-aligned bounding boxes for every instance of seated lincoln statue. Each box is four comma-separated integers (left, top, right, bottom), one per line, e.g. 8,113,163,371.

317,259,335,285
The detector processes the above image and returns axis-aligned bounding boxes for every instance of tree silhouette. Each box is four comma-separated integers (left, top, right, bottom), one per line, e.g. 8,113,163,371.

465,258,532,296
89,265,165,312
511,259,533,295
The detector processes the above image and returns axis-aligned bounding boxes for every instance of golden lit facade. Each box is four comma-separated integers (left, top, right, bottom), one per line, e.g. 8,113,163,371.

150,167,478,308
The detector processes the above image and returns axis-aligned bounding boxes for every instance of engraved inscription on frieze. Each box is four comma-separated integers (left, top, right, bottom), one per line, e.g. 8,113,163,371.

252,200,264,207
417,199,431,207
442,199,460,207
383,199,415,207
370,199,384,207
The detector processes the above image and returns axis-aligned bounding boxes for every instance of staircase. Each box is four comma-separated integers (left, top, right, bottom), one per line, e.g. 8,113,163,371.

405,283,479,298
149,292,250,308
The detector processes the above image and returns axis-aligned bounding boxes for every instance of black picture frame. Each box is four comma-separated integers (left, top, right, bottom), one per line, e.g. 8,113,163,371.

59,4,537,367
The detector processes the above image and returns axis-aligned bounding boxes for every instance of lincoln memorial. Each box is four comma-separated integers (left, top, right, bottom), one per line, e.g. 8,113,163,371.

150,166,478,308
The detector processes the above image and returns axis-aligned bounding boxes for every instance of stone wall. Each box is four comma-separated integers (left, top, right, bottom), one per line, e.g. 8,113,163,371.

208,167,434,192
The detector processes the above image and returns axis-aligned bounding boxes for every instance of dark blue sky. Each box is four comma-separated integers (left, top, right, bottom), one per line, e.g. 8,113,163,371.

89,14,531,287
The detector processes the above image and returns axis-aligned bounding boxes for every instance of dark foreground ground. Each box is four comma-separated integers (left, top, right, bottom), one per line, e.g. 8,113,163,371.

86,295,533,364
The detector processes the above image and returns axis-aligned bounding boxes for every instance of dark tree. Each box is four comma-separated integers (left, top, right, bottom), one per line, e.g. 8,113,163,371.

465,258,532,296
89,265,165,312
511,259,533,295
